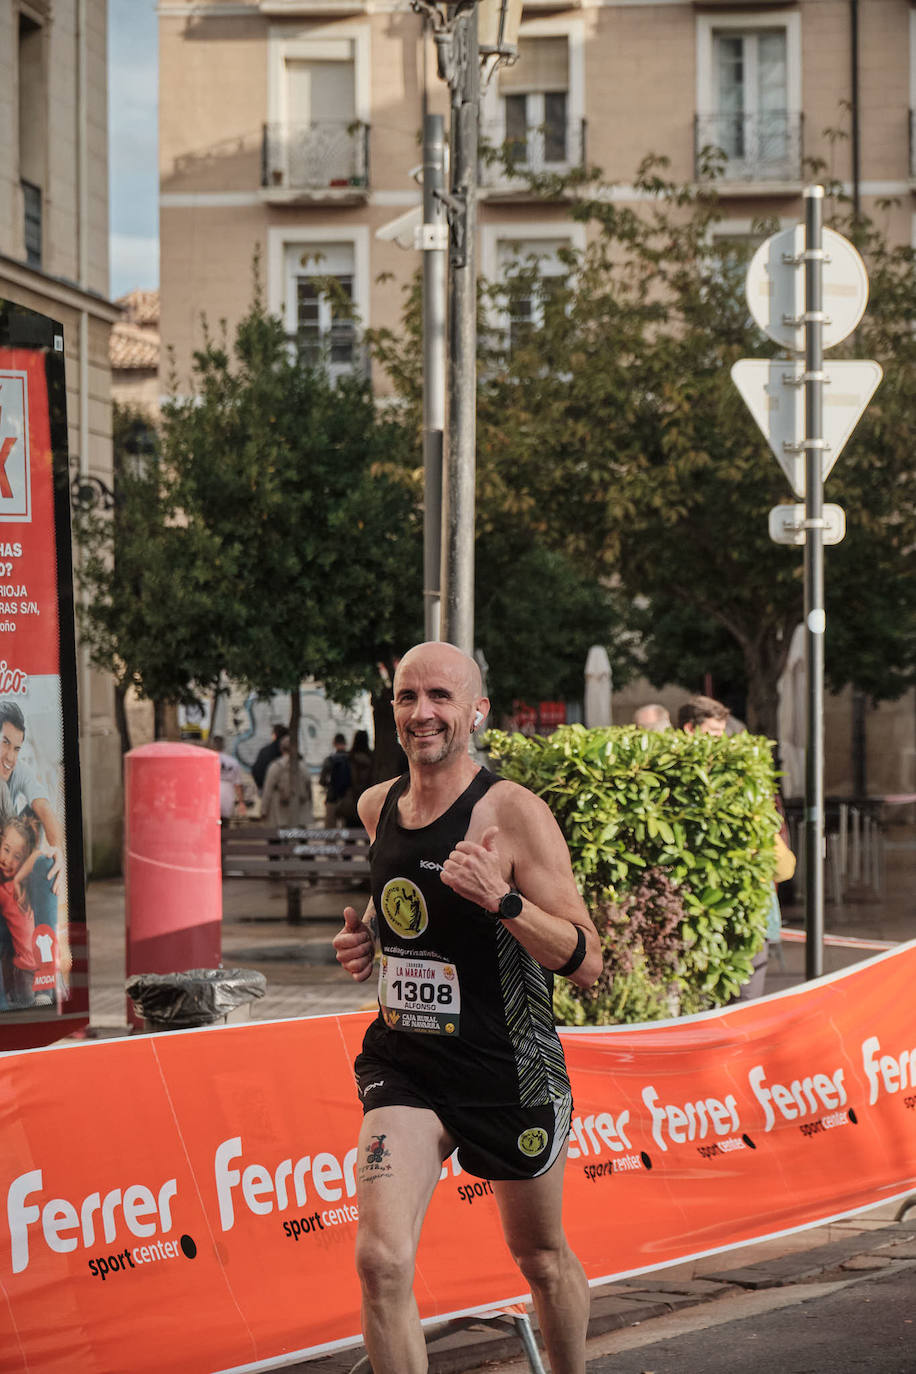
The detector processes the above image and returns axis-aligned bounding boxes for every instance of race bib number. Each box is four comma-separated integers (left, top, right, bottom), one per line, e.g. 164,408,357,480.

378,955,461,1036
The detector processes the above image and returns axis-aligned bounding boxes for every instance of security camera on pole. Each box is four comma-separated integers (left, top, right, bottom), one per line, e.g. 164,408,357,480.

732,186,882,980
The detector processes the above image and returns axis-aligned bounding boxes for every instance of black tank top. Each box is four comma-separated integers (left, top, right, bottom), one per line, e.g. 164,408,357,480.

360,767,570,1107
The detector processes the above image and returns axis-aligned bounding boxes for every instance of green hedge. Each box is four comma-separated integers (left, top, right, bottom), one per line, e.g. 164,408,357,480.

486,724,781,1022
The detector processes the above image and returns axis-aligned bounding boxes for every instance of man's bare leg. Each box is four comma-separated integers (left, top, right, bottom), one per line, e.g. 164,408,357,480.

493,1146,589,1374
354,1105,455,1374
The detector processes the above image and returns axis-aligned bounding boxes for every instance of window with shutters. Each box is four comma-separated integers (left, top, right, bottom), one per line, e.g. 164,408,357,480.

277,239,366,380
480,26,585,186
480,227,586,358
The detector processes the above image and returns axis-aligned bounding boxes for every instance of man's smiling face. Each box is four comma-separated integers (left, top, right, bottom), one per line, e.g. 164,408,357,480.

0,721,23,783
392,644,486,768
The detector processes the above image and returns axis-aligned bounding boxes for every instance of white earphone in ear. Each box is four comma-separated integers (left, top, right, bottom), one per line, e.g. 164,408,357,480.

473,709,484,729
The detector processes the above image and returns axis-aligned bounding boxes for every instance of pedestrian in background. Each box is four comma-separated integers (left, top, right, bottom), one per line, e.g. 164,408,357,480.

678,694,729,737
209,734,246,823
261,736,313,828
678,693,787,1000
633,703,671,731
338,730,373,828
252,723,288,794
320,733,351,828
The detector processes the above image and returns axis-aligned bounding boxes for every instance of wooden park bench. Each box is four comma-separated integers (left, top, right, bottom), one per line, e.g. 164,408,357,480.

222,824,371,923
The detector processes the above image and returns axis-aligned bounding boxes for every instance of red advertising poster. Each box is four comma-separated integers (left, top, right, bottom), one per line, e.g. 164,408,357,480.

0,301,87,1049
0,944,915,1373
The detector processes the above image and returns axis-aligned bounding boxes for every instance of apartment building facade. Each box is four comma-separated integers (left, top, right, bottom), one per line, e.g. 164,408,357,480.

159,0,916,798
1,0,121,872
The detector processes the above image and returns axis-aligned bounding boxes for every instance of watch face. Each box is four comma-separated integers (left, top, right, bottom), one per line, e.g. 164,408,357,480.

499,890,523,920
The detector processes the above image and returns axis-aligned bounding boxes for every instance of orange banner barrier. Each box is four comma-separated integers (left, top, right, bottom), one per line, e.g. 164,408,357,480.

2,944,916,1373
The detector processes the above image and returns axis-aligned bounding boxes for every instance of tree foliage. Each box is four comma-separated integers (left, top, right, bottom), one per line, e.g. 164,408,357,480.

370,289,635,717
75,403,222,751
161,297,422,707
78,292,426,754
376,154,916,737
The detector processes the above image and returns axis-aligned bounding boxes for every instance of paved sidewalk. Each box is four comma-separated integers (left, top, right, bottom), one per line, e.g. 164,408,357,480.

84,873,376,1032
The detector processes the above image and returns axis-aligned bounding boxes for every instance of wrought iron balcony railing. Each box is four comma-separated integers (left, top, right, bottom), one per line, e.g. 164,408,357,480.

261,121,369,193
479,117,586,188
21,180,42,268
694,111,803,183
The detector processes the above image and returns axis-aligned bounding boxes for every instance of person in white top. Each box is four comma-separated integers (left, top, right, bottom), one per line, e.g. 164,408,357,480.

209,735,246,821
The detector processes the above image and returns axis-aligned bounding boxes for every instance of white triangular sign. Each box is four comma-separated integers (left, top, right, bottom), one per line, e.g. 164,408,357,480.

731,359,883,498
821,360,883,479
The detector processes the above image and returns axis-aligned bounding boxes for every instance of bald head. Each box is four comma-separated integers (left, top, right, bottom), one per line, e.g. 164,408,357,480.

395,642,483,699
633,704,670,732
393,642,489,767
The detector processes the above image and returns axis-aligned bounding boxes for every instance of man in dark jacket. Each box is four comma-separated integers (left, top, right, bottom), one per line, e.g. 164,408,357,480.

252,724,288,794
320,733,351,827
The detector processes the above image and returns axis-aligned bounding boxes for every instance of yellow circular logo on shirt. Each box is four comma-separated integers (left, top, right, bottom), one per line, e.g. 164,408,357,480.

518,1128,548,1158
381,878,429,940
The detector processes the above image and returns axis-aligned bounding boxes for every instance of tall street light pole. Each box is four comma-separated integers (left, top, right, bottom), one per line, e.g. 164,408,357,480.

420,112,447,644
439,4,479,656
411,0,521,654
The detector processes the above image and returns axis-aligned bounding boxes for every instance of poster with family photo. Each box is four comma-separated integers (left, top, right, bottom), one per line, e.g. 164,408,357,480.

0,300,87,1044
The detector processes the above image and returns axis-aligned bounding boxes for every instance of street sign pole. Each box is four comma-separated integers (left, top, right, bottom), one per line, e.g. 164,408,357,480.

737,189,881,983
804,186,826,979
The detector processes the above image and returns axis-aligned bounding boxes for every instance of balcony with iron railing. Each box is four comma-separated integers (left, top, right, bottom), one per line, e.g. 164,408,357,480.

261,121,370,203
21,180,42,268
479,118,586,197
694,111,803,189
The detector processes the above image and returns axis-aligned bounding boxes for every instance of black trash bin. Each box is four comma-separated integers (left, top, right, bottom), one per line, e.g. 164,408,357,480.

126,968,268,1032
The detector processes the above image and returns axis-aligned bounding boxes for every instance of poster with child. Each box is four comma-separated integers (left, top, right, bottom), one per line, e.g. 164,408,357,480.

0,300,87,1045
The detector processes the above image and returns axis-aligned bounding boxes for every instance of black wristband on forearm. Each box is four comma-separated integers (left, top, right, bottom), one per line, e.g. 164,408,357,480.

553,925,587,976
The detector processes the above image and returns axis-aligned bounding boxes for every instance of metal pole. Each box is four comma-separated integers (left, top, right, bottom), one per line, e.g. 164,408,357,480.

441,3,478,656
421,112,446,643
804,185,825,980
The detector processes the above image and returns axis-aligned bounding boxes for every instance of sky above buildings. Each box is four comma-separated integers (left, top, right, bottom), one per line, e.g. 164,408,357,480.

108,0,158,300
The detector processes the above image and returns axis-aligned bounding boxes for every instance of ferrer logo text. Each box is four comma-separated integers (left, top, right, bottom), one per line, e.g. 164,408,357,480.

7,1169,178,1274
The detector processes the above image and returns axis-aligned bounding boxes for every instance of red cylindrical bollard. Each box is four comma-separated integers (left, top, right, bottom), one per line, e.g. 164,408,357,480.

124,744,222,1004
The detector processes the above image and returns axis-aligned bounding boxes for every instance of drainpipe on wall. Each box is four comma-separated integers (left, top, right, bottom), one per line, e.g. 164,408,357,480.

850,0,861,224
849,0,868,800
76,0,94,867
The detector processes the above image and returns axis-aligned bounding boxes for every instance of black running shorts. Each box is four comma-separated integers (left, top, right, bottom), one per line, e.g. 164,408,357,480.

354,1051,572,1182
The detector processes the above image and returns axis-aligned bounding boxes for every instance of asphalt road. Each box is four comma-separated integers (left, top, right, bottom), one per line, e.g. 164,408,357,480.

581,1261,916,1374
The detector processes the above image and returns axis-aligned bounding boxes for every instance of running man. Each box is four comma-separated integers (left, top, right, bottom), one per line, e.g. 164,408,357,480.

333,641,601,1374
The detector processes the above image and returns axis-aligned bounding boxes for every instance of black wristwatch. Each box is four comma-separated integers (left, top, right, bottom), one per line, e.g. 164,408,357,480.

497,888,523,920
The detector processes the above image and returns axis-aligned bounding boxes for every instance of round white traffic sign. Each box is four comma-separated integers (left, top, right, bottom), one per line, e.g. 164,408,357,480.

745,226,869,352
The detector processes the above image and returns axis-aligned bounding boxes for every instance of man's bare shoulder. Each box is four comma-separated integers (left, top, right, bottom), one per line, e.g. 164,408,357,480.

474,776,556,830
357,777,399,838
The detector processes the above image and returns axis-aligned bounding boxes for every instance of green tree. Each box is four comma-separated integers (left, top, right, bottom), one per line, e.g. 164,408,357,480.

75,402,223,752
160,291,423,772
476,522,633,716
369,283,634,717
468,156,916,736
